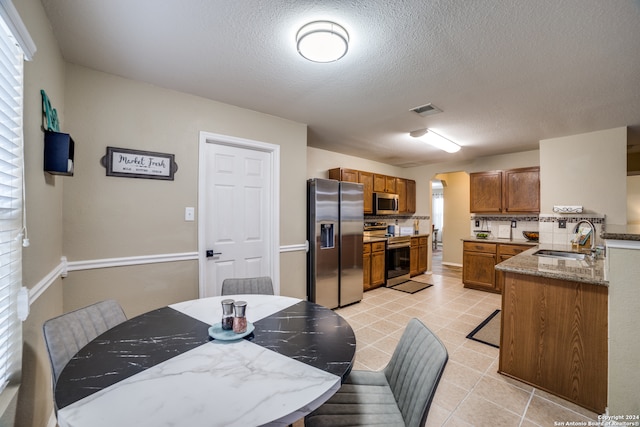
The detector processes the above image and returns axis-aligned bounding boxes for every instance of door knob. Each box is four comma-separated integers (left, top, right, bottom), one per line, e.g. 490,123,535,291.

206,250,222,258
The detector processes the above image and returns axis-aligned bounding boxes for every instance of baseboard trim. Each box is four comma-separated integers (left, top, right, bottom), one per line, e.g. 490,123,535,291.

442,262,463,268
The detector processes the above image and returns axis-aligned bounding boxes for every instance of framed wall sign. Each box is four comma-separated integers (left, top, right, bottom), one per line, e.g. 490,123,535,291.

103,147,178,180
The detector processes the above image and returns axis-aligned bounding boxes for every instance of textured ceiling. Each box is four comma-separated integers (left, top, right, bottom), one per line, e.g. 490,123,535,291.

40,0,640,167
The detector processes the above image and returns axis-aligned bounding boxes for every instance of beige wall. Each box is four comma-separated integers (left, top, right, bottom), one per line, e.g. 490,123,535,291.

16,0,67,425
627,176,640,224
540,127,627,224
61,64,308,310
436,172,470,266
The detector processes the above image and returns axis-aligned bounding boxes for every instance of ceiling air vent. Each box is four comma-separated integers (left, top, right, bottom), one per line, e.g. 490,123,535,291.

410,103,442,117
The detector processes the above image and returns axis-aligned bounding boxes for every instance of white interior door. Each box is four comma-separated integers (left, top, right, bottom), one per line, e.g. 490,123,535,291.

198,132,279,297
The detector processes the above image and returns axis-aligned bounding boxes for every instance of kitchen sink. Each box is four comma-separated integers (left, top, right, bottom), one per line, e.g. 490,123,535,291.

533,249,586,260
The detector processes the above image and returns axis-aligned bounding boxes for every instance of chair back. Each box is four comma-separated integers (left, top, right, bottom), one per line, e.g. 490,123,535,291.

221,276,274,296
43,300,127,385
383,318,448,427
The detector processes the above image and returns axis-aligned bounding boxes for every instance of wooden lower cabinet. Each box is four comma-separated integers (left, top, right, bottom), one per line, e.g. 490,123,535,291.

363,241,386,291
410,236,429,276
499,272,608,413
463,242,497,292
463,241,532,293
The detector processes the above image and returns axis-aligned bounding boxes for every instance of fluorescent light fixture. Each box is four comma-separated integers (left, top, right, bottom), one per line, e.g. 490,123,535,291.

296,21,349,63
409,129,461,153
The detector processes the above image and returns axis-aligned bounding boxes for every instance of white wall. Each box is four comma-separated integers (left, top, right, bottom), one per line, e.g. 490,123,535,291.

540,127,627,224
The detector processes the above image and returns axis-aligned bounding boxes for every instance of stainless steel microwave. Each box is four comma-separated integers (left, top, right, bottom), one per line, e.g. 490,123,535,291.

373,192,399,215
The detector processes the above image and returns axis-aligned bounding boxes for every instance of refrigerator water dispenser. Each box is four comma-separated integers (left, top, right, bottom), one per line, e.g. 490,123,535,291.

320,224,335,249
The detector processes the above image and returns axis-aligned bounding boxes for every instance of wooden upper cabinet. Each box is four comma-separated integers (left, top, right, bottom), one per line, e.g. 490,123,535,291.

359,171,374,214
406,179,416,213
329,168,413,215
329,168,358,183
396,178,407,212
503,167,540,213
373,174,396,193
470,167,540,214
470,171,503,213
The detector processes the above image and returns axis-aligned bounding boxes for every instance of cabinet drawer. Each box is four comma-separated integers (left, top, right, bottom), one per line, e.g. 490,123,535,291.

498,244,531,256
419,237,428,245
363,243,371,254
371,241,386,252
410,237,420,247
463,241,497,253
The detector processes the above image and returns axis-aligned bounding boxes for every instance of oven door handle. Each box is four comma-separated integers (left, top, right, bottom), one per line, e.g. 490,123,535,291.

388,243,410,249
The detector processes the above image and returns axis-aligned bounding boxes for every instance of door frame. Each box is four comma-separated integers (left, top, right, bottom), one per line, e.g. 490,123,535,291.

198,131,280,297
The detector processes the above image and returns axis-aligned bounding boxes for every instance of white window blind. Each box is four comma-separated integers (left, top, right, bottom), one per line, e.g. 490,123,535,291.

0,14,24,393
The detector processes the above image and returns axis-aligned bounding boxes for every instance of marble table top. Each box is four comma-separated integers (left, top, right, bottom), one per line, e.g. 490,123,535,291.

56,295,356,427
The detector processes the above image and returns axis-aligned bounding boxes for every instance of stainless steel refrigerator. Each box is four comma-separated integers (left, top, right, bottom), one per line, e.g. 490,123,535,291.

307,178,364,309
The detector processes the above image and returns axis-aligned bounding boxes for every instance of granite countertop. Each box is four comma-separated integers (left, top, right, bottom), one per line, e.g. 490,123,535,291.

601,224,640,241
495,244,607,286
463,237,538,246
363,233,430,244
363,236,388,243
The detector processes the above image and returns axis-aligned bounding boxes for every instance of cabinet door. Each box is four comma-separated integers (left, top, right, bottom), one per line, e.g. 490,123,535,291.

371,250,386,286
385,176,396,193
359,171,374,214
373,174,386,192
341,169,359,183
418,242,428,273
406,180,416,213
363,252,371,291
396,178,407,212
503,167,540,213
410,240,419,276
463,251,497,290
470,171,503,213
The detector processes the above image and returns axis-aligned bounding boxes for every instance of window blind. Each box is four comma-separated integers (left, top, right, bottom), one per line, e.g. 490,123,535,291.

0,15,24,393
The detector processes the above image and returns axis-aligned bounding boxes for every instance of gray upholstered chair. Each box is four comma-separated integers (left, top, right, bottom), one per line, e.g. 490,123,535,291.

221,276,274,296
43,300,127,387
305,318,448,427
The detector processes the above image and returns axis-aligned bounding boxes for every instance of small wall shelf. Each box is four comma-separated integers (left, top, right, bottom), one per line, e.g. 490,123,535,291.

44,130,74,176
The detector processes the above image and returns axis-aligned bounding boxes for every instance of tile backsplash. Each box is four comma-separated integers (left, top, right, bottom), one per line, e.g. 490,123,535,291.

471,213,606,246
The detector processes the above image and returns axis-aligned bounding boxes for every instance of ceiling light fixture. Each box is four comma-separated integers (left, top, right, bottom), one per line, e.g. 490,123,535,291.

410,129,461,153
296,21,349,63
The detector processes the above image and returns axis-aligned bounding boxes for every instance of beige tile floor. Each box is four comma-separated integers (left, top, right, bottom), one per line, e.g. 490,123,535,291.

300,262,601,427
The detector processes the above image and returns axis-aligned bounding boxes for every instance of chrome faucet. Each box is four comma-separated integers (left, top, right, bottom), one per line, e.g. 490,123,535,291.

573,219,596,257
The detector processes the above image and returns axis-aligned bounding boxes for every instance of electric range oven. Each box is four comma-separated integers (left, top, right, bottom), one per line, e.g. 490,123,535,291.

386,236,411,286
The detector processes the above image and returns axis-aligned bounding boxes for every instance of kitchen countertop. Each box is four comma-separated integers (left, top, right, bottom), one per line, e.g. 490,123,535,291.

363,236,387,243
463,237,538,245
363,233,430,244
601,224,640,241
494,244,607,286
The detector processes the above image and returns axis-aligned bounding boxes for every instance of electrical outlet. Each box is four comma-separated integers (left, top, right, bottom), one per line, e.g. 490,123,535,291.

475,220,480,227
511,220,517,228
185,207,195,221
558,219,567,229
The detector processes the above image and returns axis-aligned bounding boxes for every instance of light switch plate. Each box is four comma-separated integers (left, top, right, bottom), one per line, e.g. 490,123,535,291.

185,207,195,221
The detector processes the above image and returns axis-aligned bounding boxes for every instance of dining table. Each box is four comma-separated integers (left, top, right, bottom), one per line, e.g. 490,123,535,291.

55,295,356,427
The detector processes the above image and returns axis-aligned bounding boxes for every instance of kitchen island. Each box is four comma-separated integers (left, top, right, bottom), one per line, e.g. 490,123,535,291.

495,245,608,414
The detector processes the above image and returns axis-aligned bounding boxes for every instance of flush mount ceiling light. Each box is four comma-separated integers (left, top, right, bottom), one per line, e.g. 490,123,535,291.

410,129,461,153
296,21,349,63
